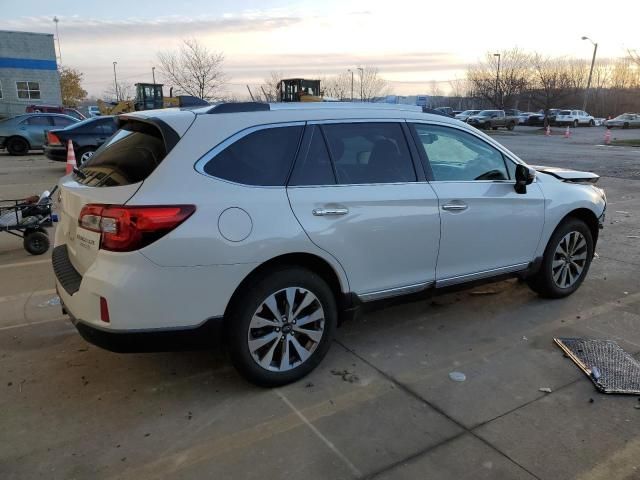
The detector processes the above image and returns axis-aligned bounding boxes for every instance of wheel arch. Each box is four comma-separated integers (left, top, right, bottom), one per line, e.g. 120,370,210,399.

6,135,31,149
224,252,351,320
560,208,600,246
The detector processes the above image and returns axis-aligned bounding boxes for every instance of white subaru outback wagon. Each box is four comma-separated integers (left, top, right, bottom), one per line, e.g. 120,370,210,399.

53,102,606,386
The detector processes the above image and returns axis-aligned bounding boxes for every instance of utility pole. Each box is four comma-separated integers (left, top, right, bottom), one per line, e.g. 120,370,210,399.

348,69,354,101
112,61,119,101
53,17,62,66
357,67,364,102
494,53,501,108
152,66,156,84
581,36,598,111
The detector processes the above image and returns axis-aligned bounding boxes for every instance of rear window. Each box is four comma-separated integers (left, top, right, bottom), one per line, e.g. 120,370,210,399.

77,121,168,187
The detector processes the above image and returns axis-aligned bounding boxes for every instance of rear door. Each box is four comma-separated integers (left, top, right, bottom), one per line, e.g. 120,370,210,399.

56,121,171,274
287,121,441,298
23,115,53,147
409,122,545,285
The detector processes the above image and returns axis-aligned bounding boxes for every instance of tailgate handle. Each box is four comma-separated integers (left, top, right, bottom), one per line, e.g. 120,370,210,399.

312,207,349,216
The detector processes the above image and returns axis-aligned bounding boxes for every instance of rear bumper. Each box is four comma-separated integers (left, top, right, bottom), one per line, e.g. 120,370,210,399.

67,310,224,352
44,145,67,161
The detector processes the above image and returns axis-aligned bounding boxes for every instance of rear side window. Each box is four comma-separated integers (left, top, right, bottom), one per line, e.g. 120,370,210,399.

78,121,168,187
52,116,75,127
25,116,51,126
203,126,303,186
322,122,416,184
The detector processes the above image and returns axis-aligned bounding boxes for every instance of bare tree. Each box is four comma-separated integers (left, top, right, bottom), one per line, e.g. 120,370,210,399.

102,81,133,102
322,71,353,100
467,48,531,108
357,66,390,101
260,71,285,102
628,49,640,67
157,39,227,101
529,54,582,116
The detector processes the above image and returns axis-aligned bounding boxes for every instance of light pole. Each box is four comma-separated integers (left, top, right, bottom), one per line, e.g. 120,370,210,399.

581,36,598,111
348,69,354,101
494,53,501,108
357,67,364,102
152,66,156,84
112,61,119,101
53,17,62,66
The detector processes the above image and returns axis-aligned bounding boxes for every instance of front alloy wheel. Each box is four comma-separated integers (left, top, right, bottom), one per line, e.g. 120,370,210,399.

248,287,325,372
551,231,588,289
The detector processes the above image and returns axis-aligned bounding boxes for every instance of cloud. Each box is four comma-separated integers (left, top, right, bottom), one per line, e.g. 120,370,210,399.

3,13,304,40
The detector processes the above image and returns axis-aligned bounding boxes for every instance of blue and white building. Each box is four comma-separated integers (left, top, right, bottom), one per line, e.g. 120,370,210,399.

0,30,61,118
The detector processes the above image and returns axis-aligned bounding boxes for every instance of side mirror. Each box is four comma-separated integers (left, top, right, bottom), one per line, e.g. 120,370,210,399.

515,165,535,194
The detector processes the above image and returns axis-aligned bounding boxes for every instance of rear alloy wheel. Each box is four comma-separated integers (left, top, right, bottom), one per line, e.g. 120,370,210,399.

623,122,630,129
507,122,515,131
228,267,337,386
527,218,593,298
7,137,29,156
589,119,595,127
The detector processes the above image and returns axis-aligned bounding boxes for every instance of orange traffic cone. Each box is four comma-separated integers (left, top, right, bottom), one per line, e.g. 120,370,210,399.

65,139,77,175
564,126,571,138
545,125,551,136
604,129,611,145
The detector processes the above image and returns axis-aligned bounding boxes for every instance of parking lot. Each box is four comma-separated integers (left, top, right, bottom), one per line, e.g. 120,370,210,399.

1,125,639,479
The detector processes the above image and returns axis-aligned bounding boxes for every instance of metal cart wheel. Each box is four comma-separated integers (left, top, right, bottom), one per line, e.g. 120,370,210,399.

23,229,50,255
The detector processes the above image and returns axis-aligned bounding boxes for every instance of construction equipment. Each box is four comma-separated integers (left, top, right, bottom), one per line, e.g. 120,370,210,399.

97,83,208,115
277,79,322,102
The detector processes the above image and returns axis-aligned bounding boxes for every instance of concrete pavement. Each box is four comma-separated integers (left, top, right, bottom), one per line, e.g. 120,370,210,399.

1,130,639,480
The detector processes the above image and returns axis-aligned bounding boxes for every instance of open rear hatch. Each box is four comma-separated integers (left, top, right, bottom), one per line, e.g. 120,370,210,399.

56,119,172,275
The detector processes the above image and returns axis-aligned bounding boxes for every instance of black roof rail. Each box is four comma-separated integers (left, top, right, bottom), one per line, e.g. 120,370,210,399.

208,102,270,114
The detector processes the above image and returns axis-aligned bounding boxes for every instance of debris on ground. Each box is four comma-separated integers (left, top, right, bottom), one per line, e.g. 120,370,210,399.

449,371,466,382
627,235,640,239
539,387,553,393
522,336,528,341
331,369,360,383
554,338,640,394
38,296,61,308
305,382,314,388
470,290,498,296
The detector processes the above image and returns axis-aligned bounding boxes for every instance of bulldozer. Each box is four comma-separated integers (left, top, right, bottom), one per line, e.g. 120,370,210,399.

277,79,323,102
97,83,208,115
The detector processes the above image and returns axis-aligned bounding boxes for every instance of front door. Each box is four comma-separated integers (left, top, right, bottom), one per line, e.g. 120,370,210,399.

410,122,545,285
287,122,441,299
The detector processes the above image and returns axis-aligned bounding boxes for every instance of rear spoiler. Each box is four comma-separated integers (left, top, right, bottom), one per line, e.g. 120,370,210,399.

116,116,180,152
532,165,599,184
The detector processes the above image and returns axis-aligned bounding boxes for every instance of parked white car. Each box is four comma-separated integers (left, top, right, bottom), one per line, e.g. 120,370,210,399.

53,102,606,386
555,110,596,127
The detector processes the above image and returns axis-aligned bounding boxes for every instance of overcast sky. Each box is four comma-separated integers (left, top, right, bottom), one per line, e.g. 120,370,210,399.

2,0,638,98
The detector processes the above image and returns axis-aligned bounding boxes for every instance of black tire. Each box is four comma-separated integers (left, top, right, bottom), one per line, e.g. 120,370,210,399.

573,120,579,128
77,147,96,165
507,122,515,131
227,267,337,387
589,119,595,127
23,230,50,255
527,218,594,298
623,122,629,129
7,137,29,156
491,126,498,130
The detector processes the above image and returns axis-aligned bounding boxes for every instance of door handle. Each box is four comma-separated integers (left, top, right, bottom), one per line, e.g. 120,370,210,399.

442,203,468,212
312,207,349,216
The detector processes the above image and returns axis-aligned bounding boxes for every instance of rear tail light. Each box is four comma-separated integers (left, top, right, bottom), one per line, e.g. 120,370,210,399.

47,131,62,146
78,204,195,252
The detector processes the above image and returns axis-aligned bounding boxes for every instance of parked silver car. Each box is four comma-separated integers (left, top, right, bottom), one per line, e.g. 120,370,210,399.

605,113,640,129
0,113,78,155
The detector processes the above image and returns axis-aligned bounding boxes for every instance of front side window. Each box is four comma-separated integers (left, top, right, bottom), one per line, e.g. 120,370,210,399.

52,116,75,127
16,81,41,100
321,122,416,184
203,126,303,186
412,124,512,181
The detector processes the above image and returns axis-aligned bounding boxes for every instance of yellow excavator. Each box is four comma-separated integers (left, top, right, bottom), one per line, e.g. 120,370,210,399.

97,83,208,115
277,79,323,102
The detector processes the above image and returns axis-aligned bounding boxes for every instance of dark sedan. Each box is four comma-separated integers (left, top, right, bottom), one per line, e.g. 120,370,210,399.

44,116,117,164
